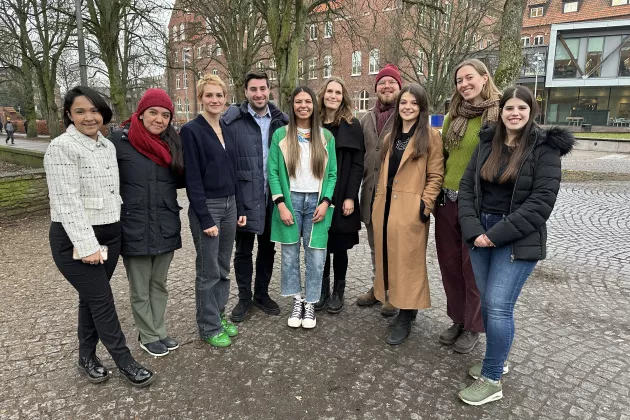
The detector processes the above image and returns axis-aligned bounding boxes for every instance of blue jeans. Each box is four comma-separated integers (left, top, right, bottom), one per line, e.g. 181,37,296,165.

281,192,326,303
469,213,537,381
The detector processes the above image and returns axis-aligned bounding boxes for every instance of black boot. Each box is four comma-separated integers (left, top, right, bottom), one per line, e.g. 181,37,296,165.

327,277,346,314
386,309,414,345
78,354,110,383
117,357,155,388
314,276,330,311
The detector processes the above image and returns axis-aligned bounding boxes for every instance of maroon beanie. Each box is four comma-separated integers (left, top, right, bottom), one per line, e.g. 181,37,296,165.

136,88,175,118
375,64,402,90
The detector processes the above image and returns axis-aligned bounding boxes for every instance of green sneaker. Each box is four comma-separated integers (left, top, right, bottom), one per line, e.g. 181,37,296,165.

205,331,232,347
459,377,503,406
220,313,238,337
468,361,509,380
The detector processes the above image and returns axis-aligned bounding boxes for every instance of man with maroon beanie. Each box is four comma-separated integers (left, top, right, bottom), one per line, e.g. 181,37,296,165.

355,64,401,316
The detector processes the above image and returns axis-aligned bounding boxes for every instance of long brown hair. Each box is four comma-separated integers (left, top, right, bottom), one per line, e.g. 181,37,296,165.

286,86,327,179
448,59,501,118
481,86,540,184
381,83,430,162
317,77,354,126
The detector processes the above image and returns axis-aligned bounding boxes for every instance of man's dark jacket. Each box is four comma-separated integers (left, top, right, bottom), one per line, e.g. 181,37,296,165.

458,125,575,261
110,127,185,256
222,101,288,235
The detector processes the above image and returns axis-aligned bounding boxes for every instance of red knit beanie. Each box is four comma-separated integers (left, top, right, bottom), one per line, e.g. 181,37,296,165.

136,88,175,118
375,64,402,91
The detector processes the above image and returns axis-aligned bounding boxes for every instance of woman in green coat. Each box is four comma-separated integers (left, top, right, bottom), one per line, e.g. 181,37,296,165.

268,86,337,330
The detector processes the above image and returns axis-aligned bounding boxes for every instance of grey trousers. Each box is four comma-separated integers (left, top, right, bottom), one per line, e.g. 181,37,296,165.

123,252,174,344
189,196,237,339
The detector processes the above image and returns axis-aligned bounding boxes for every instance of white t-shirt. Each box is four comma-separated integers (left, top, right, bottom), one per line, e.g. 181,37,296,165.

290,128,320,193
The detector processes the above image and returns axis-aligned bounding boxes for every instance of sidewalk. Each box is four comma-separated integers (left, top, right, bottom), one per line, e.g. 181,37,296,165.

1,135,50,154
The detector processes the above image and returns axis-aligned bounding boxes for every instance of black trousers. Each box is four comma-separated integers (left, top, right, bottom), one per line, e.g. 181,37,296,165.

234,200,276,301
49,222,131,365
323,251,348,281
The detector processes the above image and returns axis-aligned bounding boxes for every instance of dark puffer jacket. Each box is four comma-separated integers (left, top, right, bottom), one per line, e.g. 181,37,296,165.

110,127,184,256
458,125,575,261
222,101,288,235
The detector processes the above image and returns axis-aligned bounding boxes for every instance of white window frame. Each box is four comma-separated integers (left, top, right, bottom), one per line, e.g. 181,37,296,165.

185,98,190,113
179,23,185,41
612,0,628,5
184,73,189,88
176,97,182,112
269,58,277,81
324,21,333,38
358,90,369,111
298,60,304,79
530,6,544,17
351,51,362,76
534,35,544,45
323,55,332,78
443,2,452,31
174,51,178,63
197,46,202,58
563,1,578,13
216,45,222,56
309,24,318,41
211,69,217,76
417,51,425,75
308,57,317,80
369,49,380,74
176,75,181,89
521,36,531,47
197,71,202,79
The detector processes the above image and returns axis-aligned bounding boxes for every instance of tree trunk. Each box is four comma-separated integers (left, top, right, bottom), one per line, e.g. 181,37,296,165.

277,38,300,112
493,0,526,90
38,76,61,138
21,60,38,138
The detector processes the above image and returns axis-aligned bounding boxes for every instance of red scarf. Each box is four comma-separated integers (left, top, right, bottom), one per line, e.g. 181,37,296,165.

123,113,172,168
374,99,396,136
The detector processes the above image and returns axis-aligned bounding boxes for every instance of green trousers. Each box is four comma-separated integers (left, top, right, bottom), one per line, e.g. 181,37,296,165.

123,252,174,344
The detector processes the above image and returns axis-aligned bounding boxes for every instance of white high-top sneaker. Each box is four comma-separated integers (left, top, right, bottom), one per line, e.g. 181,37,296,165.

301,302,317,329
287,297,304,328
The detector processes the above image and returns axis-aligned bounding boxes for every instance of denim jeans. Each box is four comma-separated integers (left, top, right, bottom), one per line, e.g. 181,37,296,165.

469,213,537,381
189,196,237,339
281,192,326,303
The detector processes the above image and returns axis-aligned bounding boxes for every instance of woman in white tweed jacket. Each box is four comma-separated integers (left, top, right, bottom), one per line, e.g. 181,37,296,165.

45,86,155,388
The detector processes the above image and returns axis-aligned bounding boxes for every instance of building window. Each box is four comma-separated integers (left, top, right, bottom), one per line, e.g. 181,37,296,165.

521,36,531,47
197,46,202,58
309,58,317,79
176,75,181,89
269,58,277,80
256,61,263,71
443,2,452,31
612,0,628,4
530,6,544,17
352,51,362,76
369,49,380,74
216,45,222,56
486,39,491,49
211,69,218,76
534,35,544,45
179,23,185,41
185,98,190,112
585,37,604,77
197,71,202,79
619,37,630,77
417,51,425,74
563,1,578,13
309,24,318,41
324,21,333,38
176,98,182,112
553,38,580,78
174,51,178,63
323,55,332,78
298,60,304,79
183,73,188,88
358,90,369,111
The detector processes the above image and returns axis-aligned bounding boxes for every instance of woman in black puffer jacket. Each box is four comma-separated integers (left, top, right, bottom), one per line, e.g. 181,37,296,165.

457,86,575,406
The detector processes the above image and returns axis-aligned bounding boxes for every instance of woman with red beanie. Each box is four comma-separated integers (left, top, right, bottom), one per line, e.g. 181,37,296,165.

110,88,185,357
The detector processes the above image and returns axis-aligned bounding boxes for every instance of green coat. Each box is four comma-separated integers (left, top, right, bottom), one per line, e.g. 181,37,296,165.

268,126,337,249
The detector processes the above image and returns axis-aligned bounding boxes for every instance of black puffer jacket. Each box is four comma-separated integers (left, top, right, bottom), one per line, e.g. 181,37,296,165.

458,125,575,261
222,101,288,235
110,127,185,256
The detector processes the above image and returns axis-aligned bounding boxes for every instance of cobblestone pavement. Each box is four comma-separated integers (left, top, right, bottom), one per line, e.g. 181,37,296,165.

1,181,629,420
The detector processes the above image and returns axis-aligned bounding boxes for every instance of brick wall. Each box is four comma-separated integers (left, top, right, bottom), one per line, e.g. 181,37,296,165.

0,169,49,220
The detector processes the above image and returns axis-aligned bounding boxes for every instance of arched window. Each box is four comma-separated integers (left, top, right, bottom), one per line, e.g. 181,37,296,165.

352,51,361,76
369,49,380,74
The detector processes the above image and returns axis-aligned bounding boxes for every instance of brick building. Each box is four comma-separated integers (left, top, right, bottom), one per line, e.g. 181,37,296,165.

518,0,630,125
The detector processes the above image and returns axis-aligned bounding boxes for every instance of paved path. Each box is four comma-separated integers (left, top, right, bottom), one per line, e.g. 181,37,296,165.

0,180,629,419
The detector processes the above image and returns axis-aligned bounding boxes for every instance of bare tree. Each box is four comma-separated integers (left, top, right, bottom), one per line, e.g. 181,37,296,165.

493,0,527,90
57,50,82,97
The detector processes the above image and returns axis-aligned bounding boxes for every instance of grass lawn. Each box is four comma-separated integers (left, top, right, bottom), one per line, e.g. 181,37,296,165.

575,132,630,140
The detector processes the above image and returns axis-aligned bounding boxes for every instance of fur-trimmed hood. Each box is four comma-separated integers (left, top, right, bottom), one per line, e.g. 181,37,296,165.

479,124,576,157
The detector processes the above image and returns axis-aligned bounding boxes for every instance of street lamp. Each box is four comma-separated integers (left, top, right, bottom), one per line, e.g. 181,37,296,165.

533,52,544,105
182,47,191,122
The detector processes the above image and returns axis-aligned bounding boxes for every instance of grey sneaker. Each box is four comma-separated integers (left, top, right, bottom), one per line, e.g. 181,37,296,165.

439,323,464,345
453,330,480,354
458,377,503,406
468,361,509,380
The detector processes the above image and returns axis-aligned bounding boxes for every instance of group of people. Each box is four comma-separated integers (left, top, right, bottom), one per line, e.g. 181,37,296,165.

44,59,574,405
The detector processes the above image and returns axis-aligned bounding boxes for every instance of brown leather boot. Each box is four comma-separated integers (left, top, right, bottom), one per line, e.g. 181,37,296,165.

356,287,378,306
380,300,398,317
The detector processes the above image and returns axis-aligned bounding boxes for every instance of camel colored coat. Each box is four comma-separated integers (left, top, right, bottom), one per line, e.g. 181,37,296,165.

373,128,444,309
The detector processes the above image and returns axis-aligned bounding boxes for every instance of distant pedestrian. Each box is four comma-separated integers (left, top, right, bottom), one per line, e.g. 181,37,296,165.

457,86,575,406
181,74,246,348
44,86,155,388
314,77,364,314
372,83,444,345
435,59,501,354
109,88,185,358
5,117,15,144
268,86,337,330
23,119,28,134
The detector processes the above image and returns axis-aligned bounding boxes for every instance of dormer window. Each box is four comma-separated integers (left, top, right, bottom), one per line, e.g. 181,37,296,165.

530,6,544,17
563,1,579,13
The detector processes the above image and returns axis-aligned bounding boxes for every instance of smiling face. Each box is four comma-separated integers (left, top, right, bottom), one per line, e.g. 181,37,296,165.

501,97,531,134
323,81,343,113
245,78,270,112
140,106,171,135
376,76,400,105
455,65,488,104
398,91,420,124
201,83,226,116
67,95,103,139
293,91,314,122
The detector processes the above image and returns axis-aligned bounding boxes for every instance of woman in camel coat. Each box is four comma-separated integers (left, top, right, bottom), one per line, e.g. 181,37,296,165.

372,84,444,345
